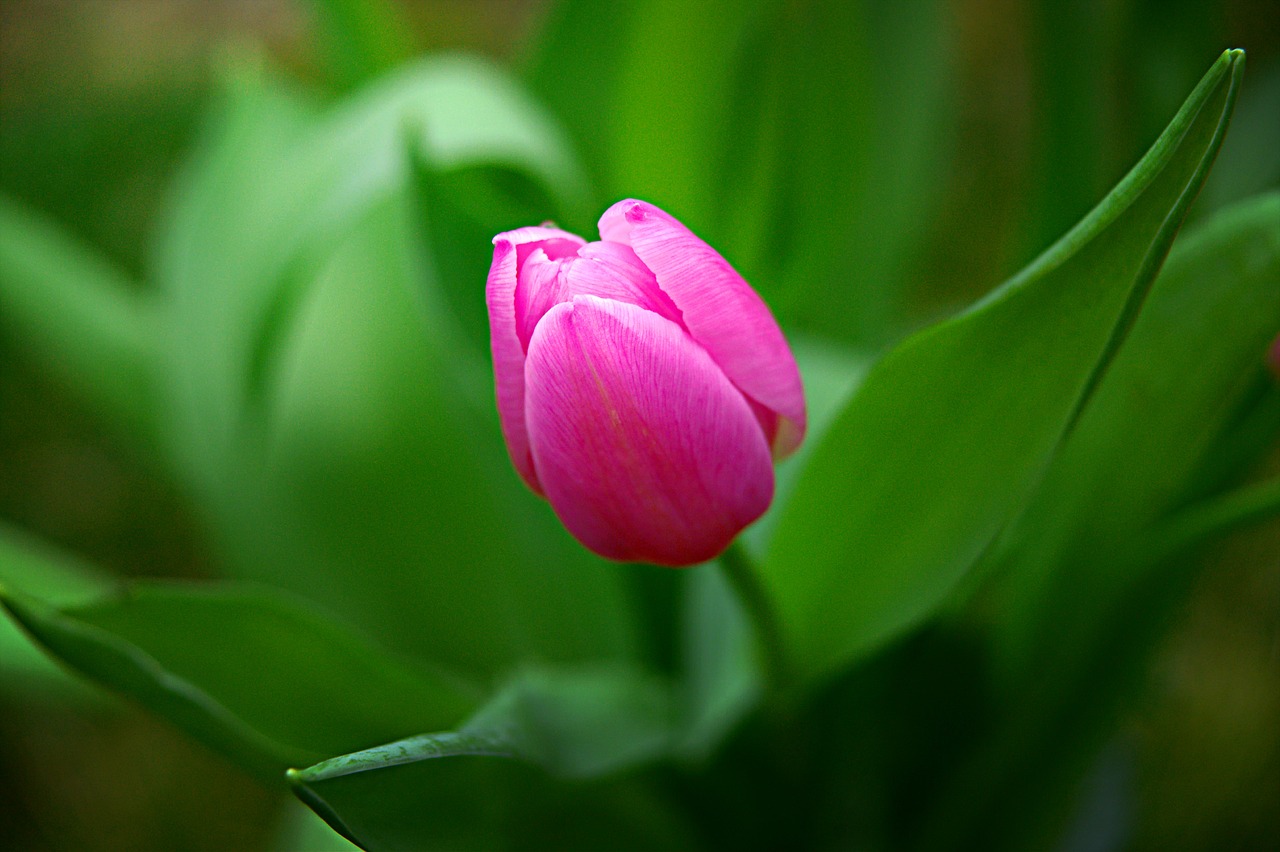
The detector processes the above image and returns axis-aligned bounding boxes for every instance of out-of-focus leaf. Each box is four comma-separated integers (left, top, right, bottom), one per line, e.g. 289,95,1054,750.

407,153,587,359
1159,476,1280,555
525,0,763,235
675,563,758,760
305,0,415,92
0,523,116,605
249,195,639,678
741,336,871,560
0,524,115,692
1203,62,1280,210
0,195,160,447
152,55,318,493
762,50,1245,688
730,0,953,343
912,192,1280,852
150,55,636,679
1018,0,1123,259
154,53,588,494
524,0,953,344
290,667,694,851
1,580,477,782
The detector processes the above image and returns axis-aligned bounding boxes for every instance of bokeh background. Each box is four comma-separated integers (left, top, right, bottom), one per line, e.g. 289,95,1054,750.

1,1,1277,849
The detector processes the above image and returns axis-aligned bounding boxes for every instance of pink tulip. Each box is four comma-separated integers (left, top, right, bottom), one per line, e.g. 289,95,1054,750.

486,199,806,567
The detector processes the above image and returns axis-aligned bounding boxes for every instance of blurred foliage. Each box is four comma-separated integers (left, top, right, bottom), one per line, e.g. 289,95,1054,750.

1,1,1278,850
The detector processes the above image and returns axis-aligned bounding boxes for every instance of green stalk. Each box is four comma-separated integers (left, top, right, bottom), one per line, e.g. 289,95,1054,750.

720,542,791,693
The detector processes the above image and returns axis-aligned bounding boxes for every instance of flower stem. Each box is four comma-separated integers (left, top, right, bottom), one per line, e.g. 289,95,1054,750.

719,542,791,693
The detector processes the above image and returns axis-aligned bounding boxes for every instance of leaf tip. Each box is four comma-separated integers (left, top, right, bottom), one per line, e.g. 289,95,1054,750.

1222,48,1246,80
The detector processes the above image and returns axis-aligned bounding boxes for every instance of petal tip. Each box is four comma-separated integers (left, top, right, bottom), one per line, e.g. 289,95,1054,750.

624,201,648,223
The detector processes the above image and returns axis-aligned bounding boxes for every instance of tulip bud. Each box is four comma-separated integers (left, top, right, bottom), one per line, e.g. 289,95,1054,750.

486,199,805,566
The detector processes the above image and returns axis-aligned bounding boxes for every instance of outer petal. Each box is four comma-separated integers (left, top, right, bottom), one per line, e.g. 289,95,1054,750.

524,295,774,566
599,199,806,457
488,225,586,493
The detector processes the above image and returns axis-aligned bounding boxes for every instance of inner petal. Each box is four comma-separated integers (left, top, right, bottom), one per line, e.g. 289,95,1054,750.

515,241,686,351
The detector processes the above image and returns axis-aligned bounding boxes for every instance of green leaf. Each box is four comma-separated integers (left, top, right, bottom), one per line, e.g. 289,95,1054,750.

525,0,764,235
762,49,1246,688
912,189,1280,852
984,190,1280,686
154,54,588,491
0,524,116,693
289,667,695,851
274,799,363,852
0,194,160,447
406,154,585,360
241,194,639,679
0,580,476,782
151,55,636,679
524,0,953,344
740,336,871,560
152,54,318,489
727,0,954,344
675,563,759,760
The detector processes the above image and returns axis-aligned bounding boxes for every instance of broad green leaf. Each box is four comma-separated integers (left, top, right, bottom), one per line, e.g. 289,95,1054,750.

304,0,415,92
763,50,1245,688
0,195,160,447
983,190,1280,687
1,580,476,782
290,666,694,851
152,55,318,492
294,757,695,852
0,523,117,605
910,188,1280,852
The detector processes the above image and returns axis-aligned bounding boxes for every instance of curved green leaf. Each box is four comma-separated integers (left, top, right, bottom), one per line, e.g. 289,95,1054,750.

1,580,476,782
154,54,587,491
149,55,637,679
0,524,115,694
763,49,1245,688
289,666,693,851
912,188,1280,852
985,190,1280,686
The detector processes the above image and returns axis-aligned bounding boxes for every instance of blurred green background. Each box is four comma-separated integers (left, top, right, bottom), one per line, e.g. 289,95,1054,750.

1,1,1277,850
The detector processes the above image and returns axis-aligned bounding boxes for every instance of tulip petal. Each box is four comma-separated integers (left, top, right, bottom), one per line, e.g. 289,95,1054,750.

524,295,774,566
598,199,806,457
488,226,586,492
516,242,685,349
